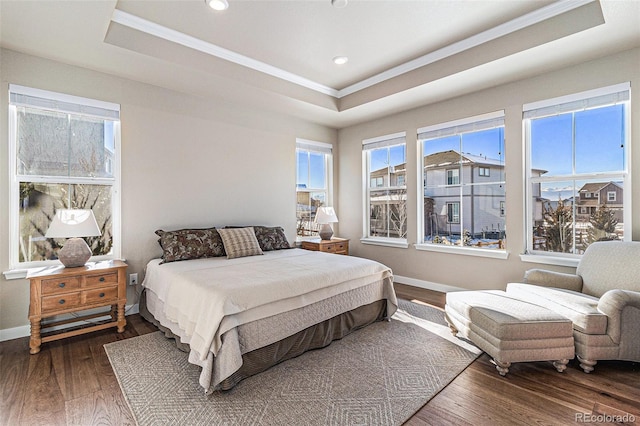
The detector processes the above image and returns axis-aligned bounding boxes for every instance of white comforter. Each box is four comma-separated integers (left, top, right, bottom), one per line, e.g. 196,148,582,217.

142,249,393,362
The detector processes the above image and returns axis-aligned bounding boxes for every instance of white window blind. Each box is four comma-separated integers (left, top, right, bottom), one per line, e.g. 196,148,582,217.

296,138,332,155
362,132,406,151
418,111,504,140
10,84,120,120
523,82,630,119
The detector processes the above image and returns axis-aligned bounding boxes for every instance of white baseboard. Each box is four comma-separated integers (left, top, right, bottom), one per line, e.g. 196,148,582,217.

393,275,465,294
0,303,140,343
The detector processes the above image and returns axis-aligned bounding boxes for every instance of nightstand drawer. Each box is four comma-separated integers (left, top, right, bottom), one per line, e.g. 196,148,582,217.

321,243,336,253
85,272,118,287
42,277,81,294
42,292,82,313
82,286,118,304
334,242,347,253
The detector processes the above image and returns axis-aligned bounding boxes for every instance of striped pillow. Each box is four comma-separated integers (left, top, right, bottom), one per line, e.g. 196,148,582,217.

217,227,264,259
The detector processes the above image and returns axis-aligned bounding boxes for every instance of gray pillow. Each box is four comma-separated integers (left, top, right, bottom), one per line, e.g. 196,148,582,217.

217,227,264,259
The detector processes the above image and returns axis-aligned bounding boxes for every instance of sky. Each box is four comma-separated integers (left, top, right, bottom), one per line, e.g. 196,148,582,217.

298,103,625,199
531,104,625,200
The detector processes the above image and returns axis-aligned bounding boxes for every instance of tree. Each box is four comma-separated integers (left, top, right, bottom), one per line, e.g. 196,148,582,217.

389,188,407,239
542,198,573,253
588,203,618,243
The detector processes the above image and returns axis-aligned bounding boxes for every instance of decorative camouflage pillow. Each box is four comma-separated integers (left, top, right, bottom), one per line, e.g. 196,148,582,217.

155,227,225,264
225,225,291,251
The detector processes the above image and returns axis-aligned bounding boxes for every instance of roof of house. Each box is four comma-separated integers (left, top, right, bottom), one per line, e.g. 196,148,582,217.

423,150,503,169
579,182,622,193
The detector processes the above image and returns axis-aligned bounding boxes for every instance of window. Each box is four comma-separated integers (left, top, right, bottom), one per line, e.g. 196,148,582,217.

296,139,332,238
363,132,407,242
370,177,384,187
447,202,460,223
524,83,629,256
446,169,459,185
8,85,121,269
608,191,616,202
419,111,505,250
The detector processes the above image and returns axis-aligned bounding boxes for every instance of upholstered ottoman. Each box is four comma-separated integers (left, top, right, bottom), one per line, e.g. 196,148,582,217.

445,290,574,376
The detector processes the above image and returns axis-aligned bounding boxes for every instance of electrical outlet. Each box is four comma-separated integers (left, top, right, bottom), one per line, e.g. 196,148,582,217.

129,273,138,286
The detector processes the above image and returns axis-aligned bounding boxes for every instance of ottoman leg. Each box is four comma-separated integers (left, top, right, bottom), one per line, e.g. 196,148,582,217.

491,359,511,376
552,359,570,373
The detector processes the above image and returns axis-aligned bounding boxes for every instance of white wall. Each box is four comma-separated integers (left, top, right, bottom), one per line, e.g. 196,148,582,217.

0,49,337,334
337,48,640,291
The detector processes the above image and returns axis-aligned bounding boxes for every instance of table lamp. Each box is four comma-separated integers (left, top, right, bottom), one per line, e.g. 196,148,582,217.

45,209,102,268
315,207,339,240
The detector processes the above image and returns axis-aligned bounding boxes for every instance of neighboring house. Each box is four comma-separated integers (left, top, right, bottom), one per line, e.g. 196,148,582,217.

369,164,407,238
576,182,624,222
422,150,505,239
369,150,543,240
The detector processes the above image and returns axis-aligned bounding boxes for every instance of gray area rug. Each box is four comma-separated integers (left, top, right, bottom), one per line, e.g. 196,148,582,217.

104,299,480,425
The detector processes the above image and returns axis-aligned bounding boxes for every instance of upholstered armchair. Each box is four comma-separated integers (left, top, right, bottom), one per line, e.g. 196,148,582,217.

506,241,640,373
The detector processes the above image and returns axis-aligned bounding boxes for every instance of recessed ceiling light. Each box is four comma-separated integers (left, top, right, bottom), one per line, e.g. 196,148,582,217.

331,0,348,8
206,0,229,11
333,56,348,65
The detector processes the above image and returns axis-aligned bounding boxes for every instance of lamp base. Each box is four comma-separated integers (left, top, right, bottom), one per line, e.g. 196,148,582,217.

318,224,334,241
58,237,92,268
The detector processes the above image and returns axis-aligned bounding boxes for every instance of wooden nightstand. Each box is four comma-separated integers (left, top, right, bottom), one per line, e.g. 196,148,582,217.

27,260,127,354
301,238,349,255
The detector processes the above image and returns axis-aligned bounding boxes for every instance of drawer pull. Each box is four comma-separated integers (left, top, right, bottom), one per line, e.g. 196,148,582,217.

59,299,65,305
99,292,105,298
99,277,105,282
59,282,66,288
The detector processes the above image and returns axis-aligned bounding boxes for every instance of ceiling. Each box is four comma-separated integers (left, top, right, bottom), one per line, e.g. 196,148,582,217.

1,0,639,129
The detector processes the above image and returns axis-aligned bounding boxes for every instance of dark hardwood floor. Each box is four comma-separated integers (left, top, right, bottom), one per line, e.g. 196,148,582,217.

1,285,639,425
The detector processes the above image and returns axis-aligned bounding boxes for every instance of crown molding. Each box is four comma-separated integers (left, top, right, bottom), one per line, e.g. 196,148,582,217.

111,0,596,100
110,9,339,97
336,0,596,97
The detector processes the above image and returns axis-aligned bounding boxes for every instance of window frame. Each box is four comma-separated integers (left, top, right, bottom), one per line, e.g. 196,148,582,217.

415,110,508,259
6,84,121,274
523,83,631,261
295,138,333,240
361,132,408,248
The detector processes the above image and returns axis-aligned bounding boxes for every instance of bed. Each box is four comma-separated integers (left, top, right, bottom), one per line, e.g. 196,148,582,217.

140,232,396,394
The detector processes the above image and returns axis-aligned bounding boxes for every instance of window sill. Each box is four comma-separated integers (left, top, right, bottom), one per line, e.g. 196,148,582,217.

360,237,409,249
519,253,580,268
414,243,509,259
2,269,29,280
3,256,124,281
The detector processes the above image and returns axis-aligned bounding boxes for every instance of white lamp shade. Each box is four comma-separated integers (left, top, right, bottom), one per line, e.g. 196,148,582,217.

315,207,338,224
45,209,102,238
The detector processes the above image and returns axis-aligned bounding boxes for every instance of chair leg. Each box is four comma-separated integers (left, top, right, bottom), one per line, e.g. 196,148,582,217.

552,359,569,373
577,355,597,373
491,359,511,376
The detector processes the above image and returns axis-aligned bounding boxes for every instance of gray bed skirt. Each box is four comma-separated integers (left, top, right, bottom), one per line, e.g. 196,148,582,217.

139,289,388,390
